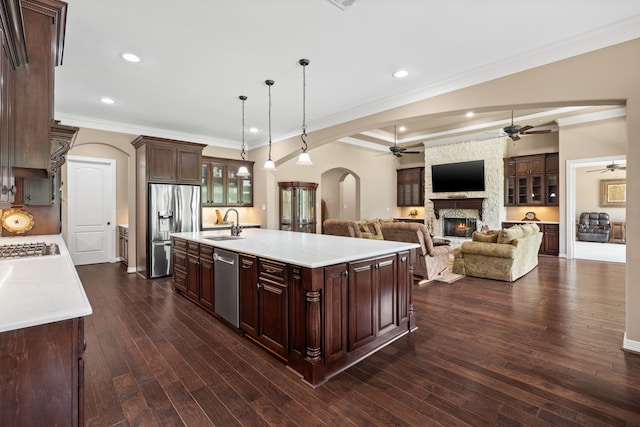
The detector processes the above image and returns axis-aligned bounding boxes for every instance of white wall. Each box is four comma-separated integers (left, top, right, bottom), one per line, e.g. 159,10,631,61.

575,167,626,222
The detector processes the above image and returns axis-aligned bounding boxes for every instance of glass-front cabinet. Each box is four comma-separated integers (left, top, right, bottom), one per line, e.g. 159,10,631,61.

278,181,318,233
201,156,253,206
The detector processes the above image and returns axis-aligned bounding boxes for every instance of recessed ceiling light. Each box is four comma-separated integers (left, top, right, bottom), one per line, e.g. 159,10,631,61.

392,69,410,79
100,97,115,104
398,126,406,132
121,52,141,63
249,127,258,133
466,111,474,118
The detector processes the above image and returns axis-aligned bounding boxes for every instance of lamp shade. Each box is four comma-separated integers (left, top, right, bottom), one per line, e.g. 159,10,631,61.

263,159,276,171
237,165,250,177
296,152,313,165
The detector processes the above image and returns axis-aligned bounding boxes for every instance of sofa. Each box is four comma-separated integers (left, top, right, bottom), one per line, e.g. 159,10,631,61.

576,212,611,242
322,219,451,280
452,223,543,282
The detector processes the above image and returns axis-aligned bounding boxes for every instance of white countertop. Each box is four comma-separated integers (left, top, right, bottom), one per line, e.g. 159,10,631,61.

171,228,420,268
0,234,93,333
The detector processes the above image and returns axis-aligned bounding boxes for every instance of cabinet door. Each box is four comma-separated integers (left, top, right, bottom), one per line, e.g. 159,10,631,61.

546,174,559,205
0,42,15,205
280,186,293,231
211,162,225,205
176,147,201,184
324,264,349,364
240,173,253,206
186,252,200,302
239,255,259,336
201,162,211,205
258,277,288,357
227,164,239,205
199,247,214,312
376,255,397,336
348,258,376,351
148,144,176,182
542,224,559,255
505,176,515,206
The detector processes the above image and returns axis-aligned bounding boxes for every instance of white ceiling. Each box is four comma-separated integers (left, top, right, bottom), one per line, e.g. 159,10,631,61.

54,1,640,152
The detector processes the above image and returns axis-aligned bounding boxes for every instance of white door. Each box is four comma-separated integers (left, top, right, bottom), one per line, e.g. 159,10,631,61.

66,155,116,265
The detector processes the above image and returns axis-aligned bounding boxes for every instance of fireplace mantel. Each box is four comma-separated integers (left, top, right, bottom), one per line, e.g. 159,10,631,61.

430,198,485,221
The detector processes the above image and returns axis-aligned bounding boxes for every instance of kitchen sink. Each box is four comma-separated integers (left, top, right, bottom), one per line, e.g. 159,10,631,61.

203,235,244,241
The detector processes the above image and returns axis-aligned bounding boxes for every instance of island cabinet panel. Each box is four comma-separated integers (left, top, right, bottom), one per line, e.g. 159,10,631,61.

172,238,188,293
199,245,215,312
239,254,259,337
323,263,349,364
257,259,288,359
186,241,200,302
397,251,412,326
348,254,397,351
0,317,84,426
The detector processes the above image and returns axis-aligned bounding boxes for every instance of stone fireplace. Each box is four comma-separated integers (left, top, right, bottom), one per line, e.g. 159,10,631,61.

443,217,477,238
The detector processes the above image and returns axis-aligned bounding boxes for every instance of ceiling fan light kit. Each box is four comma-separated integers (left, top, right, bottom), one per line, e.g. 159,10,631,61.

503,110,551,141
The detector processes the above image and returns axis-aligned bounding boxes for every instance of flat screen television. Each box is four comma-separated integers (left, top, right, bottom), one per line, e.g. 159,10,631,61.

431,160,485,193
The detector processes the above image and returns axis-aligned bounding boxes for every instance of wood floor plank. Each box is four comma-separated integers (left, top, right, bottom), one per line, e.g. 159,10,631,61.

76,257,640,426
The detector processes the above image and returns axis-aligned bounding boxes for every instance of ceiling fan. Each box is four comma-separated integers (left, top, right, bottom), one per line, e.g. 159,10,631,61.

502,111,552,141
388,126,421,157
587,161,627,173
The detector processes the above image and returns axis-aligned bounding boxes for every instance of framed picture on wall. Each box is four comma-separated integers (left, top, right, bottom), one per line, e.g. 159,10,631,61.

600,179,626,207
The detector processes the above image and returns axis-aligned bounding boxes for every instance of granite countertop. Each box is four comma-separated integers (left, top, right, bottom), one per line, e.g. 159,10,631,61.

0,234,93,333
171,228,419,269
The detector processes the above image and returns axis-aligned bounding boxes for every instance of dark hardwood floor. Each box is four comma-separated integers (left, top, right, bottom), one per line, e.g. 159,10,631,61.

78,257,640,426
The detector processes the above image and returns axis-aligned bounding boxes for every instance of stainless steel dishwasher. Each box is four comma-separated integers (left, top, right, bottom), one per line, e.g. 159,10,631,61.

214,248,239,327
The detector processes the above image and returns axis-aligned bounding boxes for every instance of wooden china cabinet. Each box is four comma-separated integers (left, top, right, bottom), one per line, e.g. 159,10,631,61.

278,181,318,233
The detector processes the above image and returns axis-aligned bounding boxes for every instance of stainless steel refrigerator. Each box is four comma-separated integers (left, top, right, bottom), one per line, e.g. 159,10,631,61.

148,183,200,278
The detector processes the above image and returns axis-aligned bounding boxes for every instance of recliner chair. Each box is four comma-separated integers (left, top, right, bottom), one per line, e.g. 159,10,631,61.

576,212,611,242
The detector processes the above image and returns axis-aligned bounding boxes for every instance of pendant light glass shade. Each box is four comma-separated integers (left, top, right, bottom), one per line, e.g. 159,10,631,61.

237,95,250,177
296,58,312,165
263,79,277,171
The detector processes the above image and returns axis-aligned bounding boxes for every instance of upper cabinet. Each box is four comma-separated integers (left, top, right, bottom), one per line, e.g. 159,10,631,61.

201,156,254,207
132,135,206,185
397,167,425,207
504,153,559,207
13,0,67,174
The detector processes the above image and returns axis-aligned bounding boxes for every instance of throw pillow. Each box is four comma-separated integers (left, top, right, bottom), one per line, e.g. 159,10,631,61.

498,225,525,244
472,230,499,243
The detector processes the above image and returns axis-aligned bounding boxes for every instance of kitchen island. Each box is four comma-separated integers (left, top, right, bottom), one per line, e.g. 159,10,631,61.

171,228,419,387
0,234,93,426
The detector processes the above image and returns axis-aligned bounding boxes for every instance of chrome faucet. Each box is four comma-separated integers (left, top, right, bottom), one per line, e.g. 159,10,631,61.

222,208,243,236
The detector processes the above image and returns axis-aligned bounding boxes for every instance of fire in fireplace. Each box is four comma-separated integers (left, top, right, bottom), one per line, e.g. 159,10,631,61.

443,217,477,238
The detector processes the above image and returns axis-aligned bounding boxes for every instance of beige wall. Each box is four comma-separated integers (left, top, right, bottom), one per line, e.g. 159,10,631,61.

575,168,626,223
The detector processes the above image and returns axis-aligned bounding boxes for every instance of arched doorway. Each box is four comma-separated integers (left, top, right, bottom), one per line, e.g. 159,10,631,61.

320,168,360,226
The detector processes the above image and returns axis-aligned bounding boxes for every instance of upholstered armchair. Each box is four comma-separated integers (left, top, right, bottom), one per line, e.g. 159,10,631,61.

576,212,611,242
380,222,451,280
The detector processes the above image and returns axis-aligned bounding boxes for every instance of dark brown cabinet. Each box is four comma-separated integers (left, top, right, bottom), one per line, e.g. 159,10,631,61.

397,167,425,207
278,181,318,233
201,156,254,206
172,237,215,312
505,153,558,207
348,254,397,351
502,222,559,256
239,255,289,359
118,226,128,266
133,136,204,185
0,317,85,426
0,30,16,206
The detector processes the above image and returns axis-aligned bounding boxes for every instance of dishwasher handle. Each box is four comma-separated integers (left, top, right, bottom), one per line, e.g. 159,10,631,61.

213,253,236,265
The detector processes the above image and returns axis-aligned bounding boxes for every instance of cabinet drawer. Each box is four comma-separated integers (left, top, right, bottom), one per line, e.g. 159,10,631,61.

173,238,187,252
199,244,214,260
173,250,187,271
187,240,200,256
543,224,559,231
259,259,287,283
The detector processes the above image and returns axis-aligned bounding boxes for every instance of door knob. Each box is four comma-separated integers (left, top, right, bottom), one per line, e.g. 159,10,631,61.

107,222,111,225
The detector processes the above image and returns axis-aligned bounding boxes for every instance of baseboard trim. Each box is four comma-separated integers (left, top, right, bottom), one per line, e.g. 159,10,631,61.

622,333,640,354
126,266,137,274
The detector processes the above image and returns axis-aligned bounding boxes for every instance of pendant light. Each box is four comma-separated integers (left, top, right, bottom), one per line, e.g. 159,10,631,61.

263,79,277,171
296,58,312,165
237,95,250,177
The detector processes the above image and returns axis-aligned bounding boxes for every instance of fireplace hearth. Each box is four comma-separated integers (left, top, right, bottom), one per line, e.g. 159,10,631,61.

444,217,477,238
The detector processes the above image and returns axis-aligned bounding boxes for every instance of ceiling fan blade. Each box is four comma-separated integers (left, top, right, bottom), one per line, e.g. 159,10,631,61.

586,169,603,173
619,166,627,170
523,129,552,134
518,125,534,133
403,151,422,154
510,134,521,142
